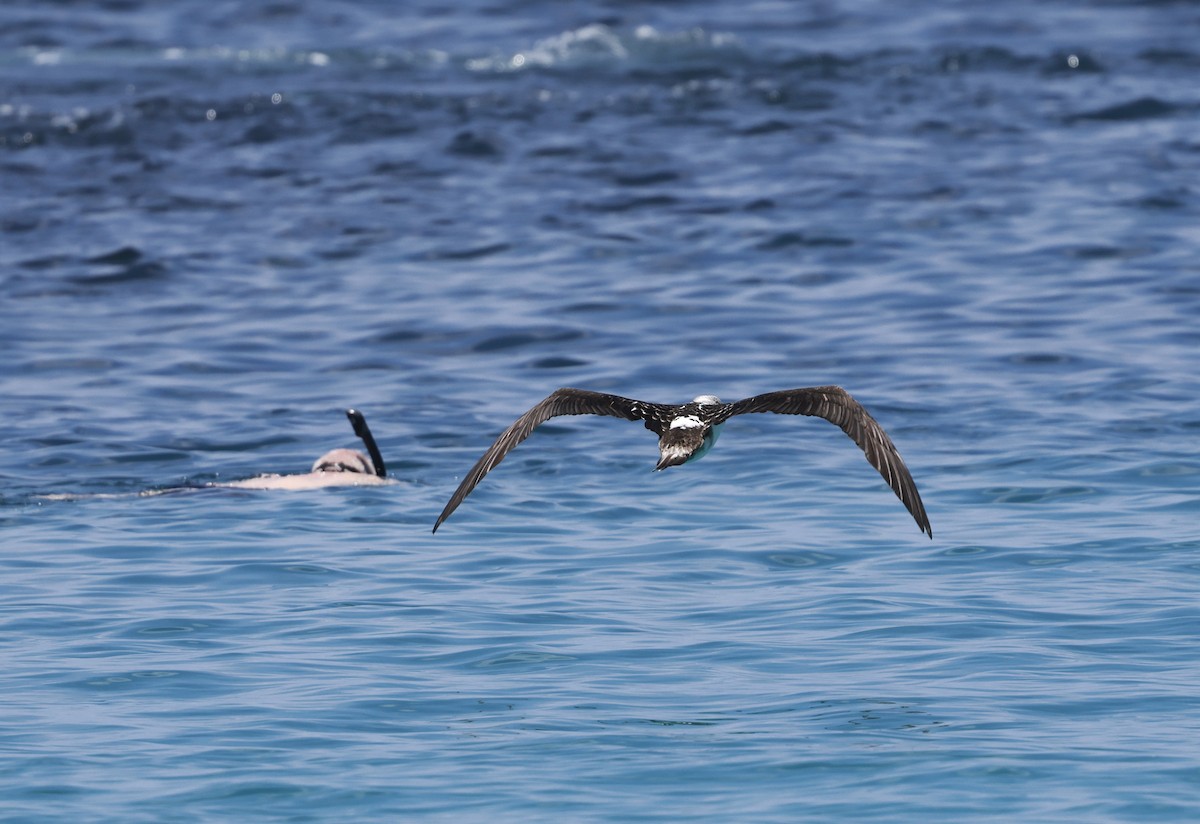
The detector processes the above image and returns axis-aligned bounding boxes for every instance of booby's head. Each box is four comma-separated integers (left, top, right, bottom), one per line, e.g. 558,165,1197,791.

654,395,725,470
311,448,376,475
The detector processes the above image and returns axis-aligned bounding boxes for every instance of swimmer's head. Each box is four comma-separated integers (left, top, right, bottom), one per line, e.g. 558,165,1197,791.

311,448,375,475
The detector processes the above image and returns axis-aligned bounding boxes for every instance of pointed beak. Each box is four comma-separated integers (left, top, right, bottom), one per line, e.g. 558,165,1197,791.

655,453,686,471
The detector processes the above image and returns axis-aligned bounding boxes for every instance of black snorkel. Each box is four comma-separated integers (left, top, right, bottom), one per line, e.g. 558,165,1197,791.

345,409,387,478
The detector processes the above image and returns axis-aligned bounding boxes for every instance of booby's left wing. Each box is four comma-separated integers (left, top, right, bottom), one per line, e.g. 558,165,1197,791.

433,388,671,532
716,386,932,537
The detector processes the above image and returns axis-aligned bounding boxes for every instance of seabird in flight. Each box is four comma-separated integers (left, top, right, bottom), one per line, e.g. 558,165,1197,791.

433,386,931,536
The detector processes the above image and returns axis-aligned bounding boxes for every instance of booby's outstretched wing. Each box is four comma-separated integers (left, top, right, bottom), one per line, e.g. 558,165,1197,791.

715,386,931,537
433,388,672,532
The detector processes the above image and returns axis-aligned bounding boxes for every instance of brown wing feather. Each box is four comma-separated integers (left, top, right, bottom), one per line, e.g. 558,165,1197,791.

433,388,668,532
718,386,932,537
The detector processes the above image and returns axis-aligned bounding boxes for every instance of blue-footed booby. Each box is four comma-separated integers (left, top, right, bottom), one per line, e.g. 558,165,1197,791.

433,386,931,536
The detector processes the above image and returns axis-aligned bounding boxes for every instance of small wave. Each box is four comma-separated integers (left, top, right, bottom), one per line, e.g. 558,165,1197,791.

1069,96,1178,122
466,23,742,74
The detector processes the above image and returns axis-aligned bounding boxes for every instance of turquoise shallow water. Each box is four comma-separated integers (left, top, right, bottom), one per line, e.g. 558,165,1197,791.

3,1,1200,820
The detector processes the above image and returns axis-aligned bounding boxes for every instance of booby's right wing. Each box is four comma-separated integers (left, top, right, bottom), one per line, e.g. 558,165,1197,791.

717,386,932,537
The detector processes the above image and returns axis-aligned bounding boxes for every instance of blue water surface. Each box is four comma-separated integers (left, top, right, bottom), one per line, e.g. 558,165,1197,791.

3,0,1200,821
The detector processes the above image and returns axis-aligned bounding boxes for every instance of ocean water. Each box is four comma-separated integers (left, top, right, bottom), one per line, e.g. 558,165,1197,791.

3,0,1200,820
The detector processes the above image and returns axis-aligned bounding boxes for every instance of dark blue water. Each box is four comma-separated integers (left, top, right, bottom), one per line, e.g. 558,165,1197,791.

3,1,1200,820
